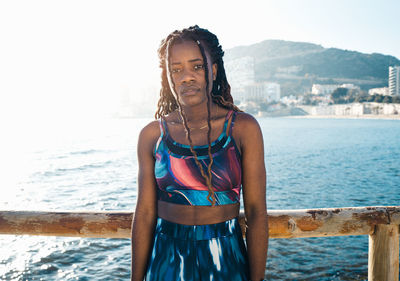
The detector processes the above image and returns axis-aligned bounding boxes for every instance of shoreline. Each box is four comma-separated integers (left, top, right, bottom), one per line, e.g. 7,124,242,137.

281,114,400,120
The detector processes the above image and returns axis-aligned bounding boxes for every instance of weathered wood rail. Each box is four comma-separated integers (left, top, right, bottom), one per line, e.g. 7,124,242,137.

1,206,399,280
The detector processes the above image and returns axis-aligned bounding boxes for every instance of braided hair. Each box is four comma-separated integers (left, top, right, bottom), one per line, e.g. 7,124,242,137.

155,25,242,206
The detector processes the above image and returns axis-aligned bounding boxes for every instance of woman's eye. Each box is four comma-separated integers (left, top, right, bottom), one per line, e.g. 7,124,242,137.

171,68,181,74
194,64,204,70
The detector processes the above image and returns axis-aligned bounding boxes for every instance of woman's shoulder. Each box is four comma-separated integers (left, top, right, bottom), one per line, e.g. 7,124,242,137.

233,111,263,144
138,120,162,145
234,111,261,131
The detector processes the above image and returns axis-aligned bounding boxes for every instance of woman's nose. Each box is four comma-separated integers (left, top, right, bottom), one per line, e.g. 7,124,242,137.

179,69,195,84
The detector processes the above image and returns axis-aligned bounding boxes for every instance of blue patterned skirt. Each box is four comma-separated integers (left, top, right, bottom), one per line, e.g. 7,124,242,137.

145,217,249,281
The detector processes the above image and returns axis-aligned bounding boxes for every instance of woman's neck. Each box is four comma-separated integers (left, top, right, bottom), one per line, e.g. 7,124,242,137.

180,103,219,123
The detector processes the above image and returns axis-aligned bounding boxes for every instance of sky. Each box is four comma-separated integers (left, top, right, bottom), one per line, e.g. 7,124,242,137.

0,0,399,123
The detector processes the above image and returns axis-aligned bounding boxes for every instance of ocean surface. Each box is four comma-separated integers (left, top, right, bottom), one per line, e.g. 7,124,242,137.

1,117,399,281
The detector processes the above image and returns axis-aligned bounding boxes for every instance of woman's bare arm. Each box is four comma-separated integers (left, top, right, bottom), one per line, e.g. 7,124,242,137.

131,121,159,281
237,113,269,281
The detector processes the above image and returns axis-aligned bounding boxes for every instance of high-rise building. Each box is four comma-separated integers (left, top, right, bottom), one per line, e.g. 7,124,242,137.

389,66,400,96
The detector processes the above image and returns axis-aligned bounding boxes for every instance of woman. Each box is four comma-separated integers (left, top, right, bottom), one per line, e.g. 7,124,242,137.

131,25,268,281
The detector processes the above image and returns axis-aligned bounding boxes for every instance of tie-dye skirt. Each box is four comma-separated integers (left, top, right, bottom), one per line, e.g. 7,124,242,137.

145,217,249,281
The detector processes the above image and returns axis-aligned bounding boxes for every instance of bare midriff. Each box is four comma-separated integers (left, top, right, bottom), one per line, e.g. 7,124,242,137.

157,200,240,225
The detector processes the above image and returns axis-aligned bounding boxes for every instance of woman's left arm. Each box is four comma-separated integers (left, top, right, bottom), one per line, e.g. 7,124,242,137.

238,113,269,281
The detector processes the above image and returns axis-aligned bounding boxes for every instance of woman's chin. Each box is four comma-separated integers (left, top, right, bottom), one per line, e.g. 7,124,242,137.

178,93,208,107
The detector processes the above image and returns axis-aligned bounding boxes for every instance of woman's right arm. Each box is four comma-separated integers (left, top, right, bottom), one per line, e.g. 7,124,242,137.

131,121,159,281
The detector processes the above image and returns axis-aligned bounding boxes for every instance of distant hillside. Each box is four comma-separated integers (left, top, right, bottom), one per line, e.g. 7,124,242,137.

225,40,400,96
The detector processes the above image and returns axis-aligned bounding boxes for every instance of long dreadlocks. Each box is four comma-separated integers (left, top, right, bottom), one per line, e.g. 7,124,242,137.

155,25,242,206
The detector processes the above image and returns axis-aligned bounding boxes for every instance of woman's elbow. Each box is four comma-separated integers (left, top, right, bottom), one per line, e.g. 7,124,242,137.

245,205,267,225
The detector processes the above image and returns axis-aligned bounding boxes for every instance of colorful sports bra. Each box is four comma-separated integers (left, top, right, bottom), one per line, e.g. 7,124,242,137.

153,110,242,206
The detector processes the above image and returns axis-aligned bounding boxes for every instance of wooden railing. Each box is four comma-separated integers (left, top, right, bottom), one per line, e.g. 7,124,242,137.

1,206,399,281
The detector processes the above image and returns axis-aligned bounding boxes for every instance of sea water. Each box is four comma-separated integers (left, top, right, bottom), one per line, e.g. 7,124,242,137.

0,117,399,280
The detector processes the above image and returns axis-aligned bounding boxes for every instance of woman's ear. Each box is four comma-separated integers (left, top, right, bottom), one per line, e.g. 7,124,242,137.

212,63,218,81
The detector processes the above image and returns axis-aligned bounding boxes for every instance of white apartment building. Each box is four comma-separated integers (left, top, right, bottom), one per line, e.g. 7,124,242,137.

311,84,340,95
368,87,389,96
389,66,400,96
340,83,360,90
244,82,281,102
311,83,360,95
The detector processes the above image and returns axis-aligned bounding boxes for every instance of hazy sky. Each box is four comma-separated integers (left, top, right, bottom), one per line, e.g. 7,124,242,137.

1,0,399,121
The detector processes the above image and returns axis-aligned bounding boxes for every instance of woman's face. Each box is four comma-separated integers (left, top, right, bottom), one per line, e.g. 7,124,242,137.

168,40,217,108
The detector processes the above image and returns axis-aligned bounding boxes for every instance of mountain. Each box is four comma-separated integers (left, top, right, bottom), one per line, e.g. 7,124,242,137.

224,40,400,96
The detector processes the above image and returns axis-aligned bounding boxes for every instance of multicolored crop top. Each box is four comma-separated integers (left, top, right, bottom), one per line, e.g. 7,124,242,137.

153,110,242,206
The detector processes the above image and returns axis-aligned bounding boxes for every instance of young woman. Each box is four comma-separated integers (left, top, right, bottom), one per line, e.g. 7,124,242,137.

131,25,268,281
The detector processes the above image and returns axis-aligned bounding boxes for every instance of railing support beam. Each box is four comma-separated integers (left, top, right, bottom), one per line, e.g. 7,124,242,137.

368,224,399,281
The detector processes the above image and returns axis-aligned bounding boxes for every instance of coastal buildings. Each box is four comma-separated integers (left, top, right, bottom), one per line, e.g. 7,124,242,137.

300,102,400,116
368,66,400,97
311,84,339,95
280,95,303,106
389,66,400,96
368,87,389,96
340,84,360,91
244,82,280,102
311,83,359,95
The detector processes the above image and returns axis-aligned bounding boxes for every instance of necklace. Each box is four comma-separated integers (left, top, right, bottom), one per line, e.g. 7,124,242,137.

192,124,209,130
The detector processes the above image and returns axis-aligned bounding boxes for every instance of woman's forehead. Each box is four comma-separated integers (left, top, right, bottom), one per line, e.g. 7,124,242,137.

170,40,207,63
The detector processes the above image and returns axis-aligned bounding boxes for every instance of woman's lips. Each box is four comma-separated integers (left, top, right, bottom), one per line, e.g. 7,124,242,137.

181,88,199,96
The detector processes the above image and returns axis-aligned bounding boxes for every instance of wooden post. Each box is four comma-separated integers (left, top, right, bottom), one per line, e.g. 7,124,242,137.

368,224,399,281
